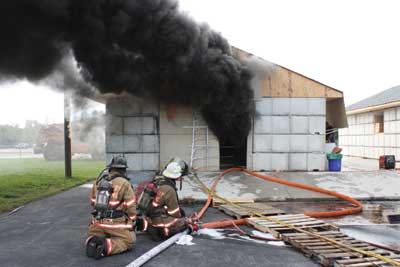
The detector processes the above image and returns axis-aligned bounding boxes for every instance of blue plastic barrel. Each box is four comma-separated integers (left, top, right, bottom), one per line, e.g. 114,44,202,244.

328,159,342,171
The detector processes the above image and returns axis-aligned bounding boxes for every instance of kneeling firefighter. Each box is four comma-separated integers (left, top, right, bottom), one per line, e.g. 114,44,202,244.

86,156,137,259
136,157,198,240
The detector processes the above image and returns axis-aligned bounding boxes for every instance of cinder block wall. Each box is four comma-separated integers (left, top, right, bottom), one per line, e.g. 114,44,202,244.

159,105,219,171
249,97,326,171
106,97,219,172
339,107,400,159
105,95,160,171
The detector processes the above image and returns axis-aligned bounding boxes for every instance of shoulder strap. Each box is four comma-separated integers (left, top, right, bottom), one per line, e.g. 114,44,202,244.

108,173,129,181
154,178,177,191
154,178,179,203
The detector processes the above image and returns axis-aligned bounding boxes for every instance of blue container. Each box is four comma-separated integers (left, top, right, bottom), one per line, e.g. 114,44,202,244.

328,158,342,171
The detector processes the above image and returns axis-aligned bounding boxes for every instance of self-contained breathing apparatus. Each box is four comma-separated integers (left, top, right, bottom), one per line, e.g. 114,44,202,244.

92,156,131,220
137,157,188,217
92,166,127,220
137,182,158,216
94,178,114,220
137,178,179,217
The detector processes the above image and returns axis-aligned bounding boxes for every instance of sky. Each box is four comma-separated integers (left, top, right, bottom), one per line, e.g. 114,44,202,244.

0,81,104,127
1,0,399,126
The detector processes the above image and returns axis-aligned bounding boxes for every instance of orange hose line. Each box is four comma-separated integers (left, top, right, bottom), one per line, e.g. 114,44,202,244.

194,168,363,230
241,169,363,218
202,219,247,229
191,170,400,265
194,168,243,221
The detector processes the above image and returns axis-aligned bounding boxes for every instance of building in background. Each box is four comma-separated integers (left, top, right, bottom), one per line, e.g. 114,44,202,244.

99,48,347,174
339,85,400,159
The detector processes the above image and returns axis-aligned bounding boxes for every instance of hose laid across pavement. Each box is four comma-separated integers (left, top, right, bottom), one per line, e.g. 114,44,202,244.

192,169,400,266
126,167,364,267
193,167,363,227
125,229,190,267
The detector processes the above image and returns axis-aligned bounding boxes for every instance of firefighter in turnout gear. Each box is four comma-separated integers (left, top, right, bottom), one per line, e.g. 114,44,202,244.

136,157,197,240
86,156,137,259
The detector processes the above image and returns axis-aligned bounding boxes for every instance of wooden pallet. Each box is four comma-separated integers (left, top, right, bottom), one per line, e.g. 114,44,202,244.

217,202,285,219
284,232,394,266
247,214,338,237
335,255,400,267
212,198,254,208
246,214,400,267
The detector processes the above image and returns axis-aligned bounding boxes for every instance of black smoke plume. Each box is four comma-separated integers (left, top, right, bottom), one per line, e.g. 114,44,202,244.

0,0,254,145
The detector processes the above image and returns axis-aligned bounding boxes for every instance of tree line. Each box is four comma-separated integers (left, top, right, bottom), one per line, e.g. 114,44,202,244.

0,120,42,148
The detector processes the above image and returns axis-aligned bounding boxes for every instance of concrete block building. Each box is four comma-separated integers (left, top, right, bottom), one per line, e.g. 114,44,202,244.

101,47,347,172
339,85,400,159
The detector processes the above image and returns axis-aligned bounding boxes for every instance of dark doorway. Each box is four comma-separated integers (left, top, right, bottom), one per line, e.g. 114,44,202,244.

219,138,247,170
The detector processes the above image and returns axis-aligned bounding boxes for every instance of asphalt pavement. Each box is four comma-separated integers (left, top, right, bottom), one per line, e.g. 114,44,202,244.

0,185,320,267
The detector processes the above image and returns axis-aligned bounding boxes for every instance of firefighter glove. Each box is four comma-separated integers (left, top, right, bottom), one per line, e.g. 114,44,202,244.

135,216,146,232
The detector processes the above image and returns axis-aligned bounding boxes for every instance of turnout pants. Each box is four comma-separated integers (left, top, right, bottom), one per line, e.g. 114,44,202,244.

149,216,187,239
87,219,136,256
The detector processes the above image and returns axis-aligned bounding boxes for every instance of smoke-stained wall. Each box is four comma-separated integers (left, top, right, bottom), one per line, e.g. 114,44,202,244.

105,96,219,172
159,104,219,171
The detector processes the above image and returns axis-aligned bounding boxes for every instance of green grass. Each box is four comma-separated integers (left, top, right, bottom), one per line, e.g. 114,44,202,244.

0,158,104,213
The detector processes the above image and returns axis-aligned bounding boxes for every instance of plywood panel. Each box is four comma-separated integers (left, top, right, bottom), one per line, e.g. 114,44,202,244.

269,67,290,97
290,72,325,97
260,75,271,96
259,66,343,98
325,86,343,98
231,46,343,98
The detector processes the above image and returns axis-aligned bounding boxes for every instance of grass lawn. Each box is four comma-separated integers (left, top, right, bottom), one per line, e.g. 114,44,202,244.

0,158,104,213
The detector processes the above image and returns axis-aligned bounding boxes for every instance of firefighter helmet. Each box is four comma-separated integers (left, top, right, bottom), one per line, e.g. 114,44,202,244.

162,157,188,179
107,155,128,169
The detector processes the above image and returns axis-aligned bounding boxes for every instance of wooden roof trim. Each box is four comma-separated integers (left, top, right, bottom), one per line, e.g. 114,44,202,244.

231,46,343,98
347,100,400,115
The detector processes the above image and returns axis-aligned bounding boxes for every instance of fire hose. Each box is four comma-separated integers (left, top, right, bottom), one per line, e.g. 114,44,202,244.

195,167,363,229
126,229,190,267
192,169,399,266
126,168,366,267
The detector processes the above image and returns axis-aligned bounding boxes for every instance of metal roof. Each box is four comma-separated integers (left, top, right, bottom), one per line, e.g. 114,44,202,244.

347,85,400,111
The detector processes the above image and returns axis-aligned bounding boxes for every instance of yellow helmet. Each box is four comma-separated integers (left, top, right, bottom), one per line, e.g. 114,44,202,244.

162,157,188,179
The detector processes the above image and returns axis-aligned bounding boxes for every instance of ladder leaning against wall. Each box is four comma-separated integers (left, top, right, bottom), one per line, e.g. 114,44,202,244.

183,111,217,171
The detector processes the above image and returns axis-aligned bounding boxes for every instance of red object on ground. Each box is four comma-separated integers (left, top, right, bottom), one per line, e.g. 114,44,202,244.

379,155,396,169
379,156,386,169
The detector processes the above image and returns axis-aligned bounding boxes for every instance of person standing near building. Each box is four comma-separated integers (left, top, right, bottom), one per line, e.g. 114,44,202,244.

86,156,137,259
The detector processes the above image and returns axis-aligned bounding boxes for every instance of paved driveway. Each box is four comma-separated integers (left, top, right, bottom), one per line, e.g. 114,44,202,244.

0,185,319,267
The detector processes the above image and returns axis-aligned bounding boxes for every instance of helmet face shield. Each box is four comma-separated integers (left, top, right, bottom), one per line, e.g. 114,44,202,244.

162,157,188,179
163,162,183,179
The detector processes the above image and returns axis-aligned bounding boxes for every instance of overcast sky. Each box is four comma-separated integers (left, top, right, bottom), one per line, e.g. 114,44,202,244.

1,0,399,126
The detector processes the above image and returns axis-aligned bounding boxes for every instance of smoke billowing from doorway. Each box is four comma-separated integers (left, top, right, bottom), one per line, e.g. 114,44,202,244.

0,0,254,144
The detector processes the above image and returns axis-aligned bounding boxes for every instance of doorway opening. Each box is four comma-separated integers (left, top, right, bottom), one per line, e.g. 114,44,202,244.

219,138,247,170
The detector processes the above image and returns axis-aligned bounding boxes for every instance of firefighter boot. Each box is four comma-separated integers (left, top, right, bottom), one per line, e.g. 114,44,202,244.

147,226,163,241
86,236,107,259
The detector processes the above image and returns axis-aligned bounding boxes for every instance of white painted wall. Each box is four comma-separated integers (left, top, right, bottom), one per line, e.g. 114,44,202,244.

339,107,400,159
